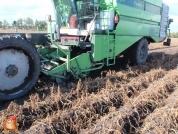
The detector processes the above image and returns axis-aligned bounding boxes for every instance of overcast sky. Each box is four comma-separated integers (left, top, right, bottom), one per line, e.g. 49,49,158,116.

0,0,177,32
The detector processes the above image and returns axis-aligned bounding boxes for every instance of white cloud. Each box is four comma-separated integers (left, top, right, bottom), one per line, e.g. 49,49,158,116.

0,0,55,23
163,0,178,32
169,15,178,32
163,0,178,4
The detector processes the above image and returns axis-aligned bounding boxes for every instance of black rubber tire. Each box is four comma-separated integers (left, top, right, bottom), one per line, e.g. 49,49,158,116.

163,38,171,46
0,36,40,101
127,38,149,65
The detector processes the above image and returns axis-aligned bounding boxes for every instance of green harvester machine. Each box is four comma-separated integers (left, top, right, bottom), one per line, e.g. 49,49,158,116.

0,0,173,101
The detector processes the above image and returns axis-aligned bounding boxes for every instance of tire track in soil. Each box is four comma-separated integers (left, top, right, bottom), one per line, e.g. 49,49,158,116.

80,70,178,134
0,69,139,130
0,56,164,132
149,46,178,55
0,48,178,133
23,68,167,134
139,87,178,134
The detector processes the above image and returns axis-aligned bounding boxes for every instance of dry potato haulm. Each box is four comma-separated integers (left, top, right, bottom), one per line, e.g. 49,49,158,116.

0,0,177,133
1,41,178,133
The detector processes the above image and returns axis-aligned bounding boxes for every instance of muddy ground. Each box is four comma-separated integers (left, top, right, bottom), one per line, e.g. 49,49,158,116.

0,38,178,134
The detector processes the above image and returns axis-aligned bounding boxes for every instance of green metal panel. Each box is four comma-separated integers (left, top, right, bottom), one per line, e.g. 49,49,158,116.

114,36,142,56
117,0,162,9
71,53,92,70
69,53,92,78
143,12,161,22
39,47,65,58
116,20,143,36
118,2,161,22
46,63,67,77
118,4,144,19
91,35,114,62
91,32,143,61
142,23,160,41
117,0,145,10
144,0,162,7
43,53,92,78
116,20,160,37
117,0,162,42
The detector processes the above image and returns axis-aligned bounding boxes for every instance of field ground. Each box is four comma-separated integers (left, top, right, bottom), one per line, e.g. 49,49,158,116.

0,38,178,134
0,28,46,33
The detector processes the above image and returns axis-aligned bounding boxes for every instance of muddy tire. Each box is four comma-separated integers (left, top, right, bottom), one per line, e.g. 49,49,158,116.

0,36,40,101
127,38,149,65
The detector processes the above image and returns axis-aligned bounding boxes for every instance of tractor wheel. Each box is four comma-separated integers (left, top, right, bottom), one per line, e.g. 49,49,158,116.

127,38,149,65
0,36,40,101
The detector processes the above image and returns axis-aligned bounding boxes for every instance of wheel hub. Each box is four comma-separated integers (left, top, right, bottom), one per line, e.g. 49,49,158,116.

6,65,18,77
0,49,29,91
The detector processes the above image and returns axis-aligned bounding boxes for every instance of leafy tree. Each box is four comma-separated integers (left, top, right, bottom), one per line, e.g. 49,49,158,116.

35,19,40,28
176,32,178,38
23,18,27,29
35,19,47,31
170,32,178,38
0,18,47,31
16,18,24,29
0,21,2,28
2,20,9,29
39,20,47,30
26,17,34,29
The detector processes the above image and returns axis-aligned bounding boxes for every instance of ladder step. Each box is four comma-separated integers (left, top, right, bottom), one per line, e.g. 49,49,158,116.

107,59,116,66
106,29,116,66
108,63,115,66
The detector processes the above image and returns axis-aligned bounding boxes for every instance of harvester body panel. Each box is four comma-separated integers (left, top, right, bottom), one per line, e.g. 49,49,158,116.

42,0,171,79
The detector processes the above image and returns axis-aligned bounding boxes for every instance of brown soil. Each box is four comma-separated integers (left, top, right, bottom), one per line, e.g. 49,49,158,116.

0,38,178,134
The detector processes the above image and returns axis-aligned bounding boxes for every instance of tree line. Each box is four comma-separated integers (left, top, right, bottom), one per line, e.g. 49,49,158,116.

170,32,178,38
0,17,47,31
1,18,177,36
